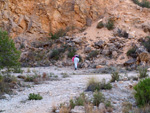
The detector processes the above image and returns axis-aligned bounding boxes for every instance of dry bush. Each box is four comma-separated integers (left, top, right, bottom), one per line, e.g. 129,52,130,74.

85,103,93,113
132,104,150,113
59,106,70,113
0,74,18,97
86,78,112,92
86,77,100,92
122,101,132,113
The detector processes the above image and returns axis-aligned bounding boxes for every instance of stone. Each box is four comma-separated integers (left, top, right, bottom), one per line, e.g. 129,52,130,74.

86,17,92,26
124,59,136,66
72,37,83,44
102,49,110,56
94,40,106,48
96,65,104,69
136,46,147,54
107,107,113,112
112,51,118,58
71,106,85,113
142,22,150,33
84,47,91,53
109,37,117,43
98,103,106,112
107,43,117,51
123,77,128,81
120,56,125,60
62,61,73,66
31,41,52,48
20,51,30,62
17,75,26,79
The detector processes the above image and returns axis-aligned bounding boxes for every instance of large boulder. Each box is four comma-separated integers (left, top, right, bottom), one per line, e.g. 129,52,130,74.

142,22,150,32
102,48,111,56
124,59,136,66
84,46,92,53
72,37,83,44
94,40,106,49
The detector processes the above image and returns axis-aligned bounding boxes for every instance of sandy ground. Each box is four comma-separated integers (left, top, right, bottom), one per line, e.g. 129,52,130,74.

0,66,149,113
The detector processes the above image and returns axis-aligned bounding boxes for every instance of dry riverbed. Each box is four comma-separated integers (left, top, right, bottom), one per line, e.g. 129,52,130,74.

0,66,149,113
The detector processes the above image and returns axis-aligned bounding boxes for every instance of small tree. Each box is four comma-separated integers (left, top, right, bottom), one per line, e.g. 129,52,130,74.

0,30,20,70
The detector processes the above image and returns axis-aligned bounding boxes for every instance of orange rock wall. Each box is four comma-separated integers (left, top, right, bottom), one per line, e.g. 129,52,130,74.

0,0,117,39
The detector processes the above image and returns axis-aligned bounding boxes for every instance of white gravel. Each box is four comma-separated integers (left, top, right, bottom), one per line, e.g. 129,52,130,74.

0,66,149,113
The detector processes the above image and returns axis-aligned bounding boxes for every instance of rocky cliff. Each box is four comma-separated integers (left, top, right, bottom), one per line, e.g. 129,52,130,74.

0,0,116,39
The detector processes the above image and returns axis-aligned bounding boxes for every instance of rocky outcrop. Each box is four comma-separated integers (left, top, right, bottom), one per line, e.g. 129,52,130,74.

0,0,116,39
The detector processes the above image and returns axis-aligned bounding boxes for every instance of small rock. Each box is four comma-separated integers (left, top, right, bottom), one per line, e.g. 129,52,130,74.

72,37,83,44
17,75,26,79
114,83,118,87
98,103,106,113
55,110,59,113
107,107,113,112
96,65,104,69
71,106,85,113
124,59,136,66
119,81,123,84
120,56,125,60
86,17,92,26
94,40,106,48
113,101,117,104
84,32,87,35
84,47,91,53
112,51,118,58
102,49,110,56
123,77,128,81
130,79,133,83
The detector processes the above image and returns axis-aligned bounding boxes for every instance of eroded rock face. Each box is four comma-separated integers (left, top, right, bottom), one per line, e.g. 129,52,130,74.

0,0,114,39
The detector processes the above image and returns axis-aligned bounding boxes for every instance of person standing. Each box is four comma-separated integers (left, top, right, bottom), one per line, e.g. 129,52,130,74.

73,55,79,70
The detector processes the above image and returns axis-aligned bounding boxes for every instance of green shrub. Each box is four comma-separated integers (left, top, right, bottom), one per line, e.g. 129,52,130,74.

138,67,148,79
70,99,76,109
86,78,112,92
50,29,67,40
122,101,132,113
67,47,76,58
133,0,150,8
105,100,112,108
86,50,98,60
0,74,18,96
97,21,104,29
126,47,137,58
69,93,86,109
49,49,60,60
106,19,114,30
28,93,43,100
100,79,112,90
78,55,82,62
93,90,105,106
134,78,150,106
25,75,36,82
0,75,2,82
61,73,69,78
75,95,85,106
132,104,150,113
0,30,20,70
86,77,101,92
50,47,67,60
111,71,120,82
116,28,129,38
142,36,150,52
13,66,23,73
